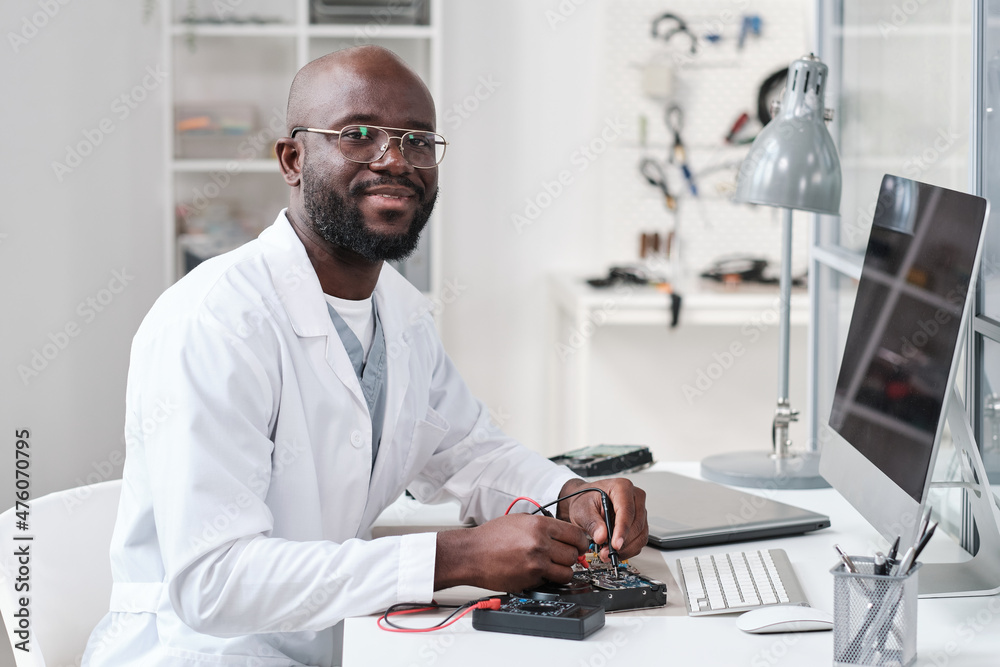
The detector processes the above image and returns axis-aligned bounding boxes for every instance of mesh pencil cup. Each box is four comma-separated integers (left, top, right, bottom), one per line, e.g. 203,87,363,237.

831,557,920,667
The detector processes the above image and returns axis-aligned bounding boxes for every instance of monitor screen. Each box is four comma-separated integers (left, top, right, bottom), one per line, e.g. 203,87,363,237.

829,175,988,502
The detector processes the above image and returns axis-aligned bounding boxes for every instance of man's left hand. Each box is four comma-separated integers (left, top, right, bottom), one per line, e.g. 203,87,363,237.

556,477,648,561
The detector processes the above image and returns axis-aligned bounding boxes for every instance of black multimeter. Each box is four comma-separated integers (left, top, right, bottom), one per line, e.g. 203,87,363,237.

471,597,605,641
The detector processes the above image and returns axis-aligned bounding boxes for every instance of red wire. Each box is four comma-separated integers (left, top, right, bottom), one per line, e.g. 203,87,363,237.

377,600,500,633
504,496,542,515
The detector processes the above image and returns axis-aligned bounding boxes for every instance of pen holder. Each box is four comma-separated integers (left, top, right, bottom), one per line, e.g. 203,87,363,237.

831,558,920,667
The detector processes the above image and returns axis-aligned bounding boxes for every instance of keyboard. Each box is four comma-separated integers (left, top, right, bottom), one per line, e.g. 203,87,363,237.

677,548,809,616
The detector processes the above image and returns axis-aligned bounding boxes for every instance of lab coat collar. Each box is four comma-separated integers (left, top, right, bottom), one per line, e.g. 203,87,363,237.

259,210,432,340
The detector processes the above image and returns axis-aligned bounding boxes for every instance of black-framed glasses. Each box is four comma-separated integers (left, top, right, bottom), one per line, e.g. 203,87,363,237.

290,124,448,169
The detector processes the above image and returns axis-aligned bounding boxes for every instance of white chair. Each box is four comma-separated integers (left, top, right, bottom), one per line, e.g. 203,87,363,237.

0,480,121,667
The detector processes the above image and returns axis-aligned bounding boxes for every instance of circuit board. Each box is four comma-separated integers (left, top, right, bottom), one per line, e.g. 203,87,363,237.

518,551,667,612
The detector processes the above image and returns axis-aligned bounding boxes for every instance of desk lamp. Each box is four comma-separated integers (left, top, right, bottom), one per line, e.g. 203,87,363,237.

701,54,841,489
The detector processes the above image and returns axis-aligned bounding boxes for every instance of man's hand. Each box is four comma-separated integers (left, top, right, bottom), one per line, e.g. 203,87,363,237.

434,514,589,592
557,477,648,561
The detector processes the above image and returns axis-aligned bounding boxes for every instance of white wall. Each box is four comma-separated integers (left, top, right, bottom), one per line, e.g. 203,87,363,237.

1,3,166,665
439,0,605,450
438,0,809,461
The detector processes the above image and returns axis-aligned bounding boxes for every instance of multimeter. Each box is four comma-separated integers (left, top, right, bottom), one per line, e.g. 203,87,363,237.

471,596,605,641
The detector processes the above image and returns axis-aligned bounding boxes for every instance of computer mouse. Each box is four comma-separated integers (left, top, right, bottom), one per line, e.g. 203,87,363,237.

736,605,834,634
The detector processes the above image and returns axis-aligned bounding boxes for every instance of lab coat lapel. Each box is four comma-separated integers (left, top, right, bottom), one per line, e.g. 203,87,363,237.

367,265,435,497
259,211,368,411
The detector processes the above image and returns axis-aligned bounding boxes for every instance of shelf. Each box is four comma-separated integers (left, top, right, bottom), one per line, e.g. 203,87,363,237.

173,159,280,173
170,24,436,39
831,24,968,38
550,273,808,328
306,24,436,39
620,141,748,152
840,156,966,170
171,24,298,37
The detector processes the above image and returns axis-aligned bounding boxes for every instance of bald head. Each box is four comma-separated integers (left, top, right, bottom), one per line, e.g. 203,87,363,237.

286,46,435,135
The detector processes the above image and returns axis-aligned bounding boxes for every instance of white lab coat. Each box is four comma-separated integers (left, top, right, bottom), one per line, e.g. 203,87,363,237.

82,212,577,666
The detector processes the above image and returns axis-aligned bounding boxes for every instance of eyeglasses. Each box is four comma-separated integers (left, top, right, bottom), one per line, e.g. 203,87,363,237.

290,124,448,169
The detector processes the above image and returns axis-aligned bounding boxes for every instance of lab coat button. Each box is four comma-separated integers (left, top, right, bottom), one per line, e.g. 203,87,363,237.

350,430,364,447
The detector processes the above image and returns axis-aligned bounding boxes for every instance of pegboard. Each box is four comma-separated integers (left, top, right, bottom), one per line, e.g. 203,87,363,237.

598,0,812,287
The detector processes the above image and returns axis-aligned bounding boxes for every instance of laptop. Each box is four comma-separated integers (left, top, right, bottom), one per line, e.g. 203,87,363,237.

620,471,831,549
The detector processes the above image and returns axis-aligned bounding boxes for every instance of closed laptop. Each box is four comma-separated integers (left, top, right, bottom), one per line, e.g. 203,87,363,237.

622,471,831,549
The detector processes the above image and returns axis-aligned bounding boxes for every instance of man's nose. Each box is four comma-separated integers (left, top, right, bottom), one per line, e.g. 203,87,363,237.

368,137,414,175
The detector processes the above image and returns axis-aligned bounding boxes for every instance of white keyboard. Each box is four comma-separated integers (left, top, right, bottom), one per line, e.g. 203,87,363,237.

677,548,809,616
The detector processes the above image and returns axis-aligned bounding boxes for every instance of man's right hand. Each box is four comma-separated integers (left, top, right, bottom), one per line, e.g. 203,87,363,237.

434,514,590,592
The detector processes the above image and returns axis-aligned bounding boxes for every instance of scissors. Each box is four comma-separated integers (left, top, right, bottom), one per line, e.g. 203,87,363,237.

639,158,676,211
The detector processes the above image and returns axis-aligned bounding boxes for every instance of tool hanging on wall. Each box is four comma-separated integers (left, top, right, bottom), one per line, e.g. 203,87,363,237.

737,14,763,50
666,105,698,197
639,158,676,212
722,67,788,145
650,12,697,54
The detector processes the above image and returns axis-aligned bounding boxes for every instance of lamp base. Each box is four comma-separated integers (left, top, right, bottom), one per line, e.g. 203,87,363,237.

700,450,830,490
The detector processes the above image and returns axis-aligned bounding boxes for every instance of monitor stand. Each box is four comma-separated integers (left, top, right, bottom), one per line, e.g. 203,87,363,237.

919,387,1000,597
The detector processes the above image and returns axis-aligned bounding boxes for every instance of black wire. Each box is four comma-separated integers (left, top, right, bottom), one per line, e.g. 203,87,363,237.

757,67,789,125
650,12,697,54
380,601,467,631
381,593,507,631
529,487,609,515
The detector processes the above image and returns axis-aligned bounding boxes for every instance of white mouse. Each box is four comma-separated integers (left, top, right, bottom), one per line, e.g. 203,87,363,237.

736,605,834,634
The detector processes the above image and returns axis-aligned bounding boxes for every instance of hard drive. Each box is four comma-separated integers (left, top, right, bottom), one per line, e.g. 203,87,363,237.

549,444,653,477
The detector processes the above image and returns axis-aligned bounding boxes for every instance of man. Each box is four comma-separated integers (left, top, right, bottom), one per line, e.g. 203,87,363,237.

83,46,647,666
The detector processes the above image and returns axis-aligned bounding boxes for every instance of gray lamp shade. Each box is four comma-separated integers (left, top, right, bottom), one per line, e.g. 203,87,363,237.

734,55,842,215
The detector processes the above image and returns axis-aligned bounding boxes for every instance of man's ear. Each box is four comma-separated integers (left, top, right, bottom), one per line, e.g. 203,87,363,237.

275,137,302,187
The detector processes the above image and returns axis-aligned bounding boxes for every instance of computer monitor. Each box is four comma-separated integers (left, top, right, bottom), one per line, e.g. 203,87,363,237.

819,174,1000,597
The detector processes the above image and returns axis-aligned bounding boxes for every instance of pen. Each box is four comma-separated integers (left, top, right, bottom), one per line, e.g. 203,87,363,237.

895,507,933,575
834,544,858,573
908,522,938,573
887,536,901,564
895,545,916,577
600,492,620,576
916,506,932,546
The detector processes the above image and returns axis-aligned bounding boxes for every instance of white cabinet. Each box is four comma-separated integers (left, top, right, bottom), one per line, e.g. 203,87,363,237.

162,0,442,293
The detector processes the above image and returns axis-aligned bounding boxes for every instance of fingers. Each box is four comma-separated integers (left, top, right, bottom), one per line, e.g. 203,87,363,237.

547,515,592,554
609,483,647,556
606,483,637,551
581,498,608,548
514,517,586,588
565,480,648,559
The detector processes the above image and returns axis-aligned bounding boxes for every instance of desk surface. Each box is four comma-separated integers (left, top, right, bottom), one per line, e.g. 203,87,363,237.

346,463,1000,666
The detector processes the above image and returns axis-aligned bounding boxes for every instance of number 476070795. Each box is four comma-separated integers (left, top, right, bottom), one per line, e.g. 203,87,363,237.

14,429,30,528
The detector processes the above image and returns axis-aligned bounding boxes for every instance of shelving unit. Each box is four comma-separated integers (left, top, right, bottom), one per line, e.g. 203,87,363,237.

161,0,443,294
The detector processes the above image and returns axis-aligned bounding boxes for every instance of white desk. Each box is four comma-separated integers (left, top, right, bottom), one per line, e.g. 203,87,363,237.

548,274,808,449
346,463,1000,666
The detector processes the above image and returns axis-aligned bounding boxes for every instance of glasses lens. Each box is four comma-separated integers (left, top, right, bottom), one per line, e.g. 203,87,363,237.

338,126,446,167
338,125,391,163
399,131,447,168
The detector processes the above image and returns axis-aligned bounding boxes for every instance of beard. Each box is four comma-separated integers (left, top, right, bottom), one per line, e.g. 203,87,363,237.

301,159,437,262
